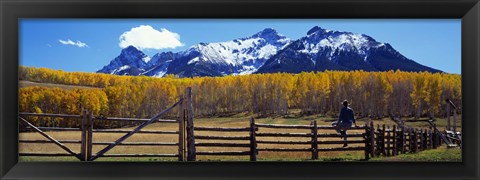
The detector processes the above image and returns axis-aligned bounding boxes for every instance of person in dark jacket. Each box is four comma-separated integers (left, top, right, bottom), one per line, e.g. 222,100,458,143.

333,100,358,147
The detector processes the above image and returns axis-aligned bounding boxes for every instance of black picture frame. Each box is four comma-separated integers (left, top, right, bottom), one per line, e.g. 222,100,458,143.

1,0,479,179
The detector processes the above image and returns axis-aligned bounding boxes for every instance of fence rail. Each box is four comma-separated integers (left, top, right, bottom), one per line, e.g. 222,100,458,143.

256,140,311,144
19,153,74,156
194,135,250,140
194,127,252,132
196,151,250,156
19,112,81,118
25,127,81,131
94,117,178,123
255,123,312,129
195,142,251,147
99,154,179,158
91,129,179,134
256,132,313,137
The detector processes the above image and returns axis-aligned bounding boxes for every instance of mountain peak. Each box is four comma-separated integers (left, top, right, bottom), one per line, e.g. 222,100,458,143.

123,45,139,51
307,26,328,35
251,28,281,39
258,28,277,35
121,45,142,54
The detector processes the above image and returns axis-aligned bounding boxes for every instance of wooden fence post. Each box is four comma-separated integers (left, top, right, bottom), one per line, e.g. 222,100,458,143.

436,131,440,146
392,125,397,156
369,122,375,158
178,96,186,161
428,126,435,149
382,124,386,156
423,130,428,150
364,122,370,160
405,128,411,153
425,129,429,149
438,131,443,146
446,99,451,131
432,123,438,148
386,125,391,156
86,110,93,161
413,129,418,153
453,108,457,134
250,118,257,161
375,124,381,157
186,87,196,161
401,127,406,154
80,110,87,161
420,130,425,150
411,128,415,152
437,130,441,147
311,120,318,160
423,129,427,150
423,130,427,150
419,129,424,151
428,129,433,149
408,129,413,153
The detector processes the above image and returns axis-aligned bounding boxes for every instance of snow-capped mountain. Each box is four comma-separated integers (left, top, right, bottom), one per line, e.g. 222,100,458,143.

98,28,291,77
98,26,441,77
257,26,441,73
97,46,149,75
163,28,291,77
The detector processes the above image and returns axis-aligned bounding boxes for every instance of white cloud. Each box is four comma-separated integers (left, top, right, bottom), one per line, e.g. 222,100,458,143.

59,39,88,48
119,25,184,50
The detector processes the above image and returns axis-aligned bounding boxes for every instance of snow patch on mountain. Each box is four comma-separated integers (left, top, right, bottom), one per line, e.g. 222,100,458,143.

142,56,151,63
110,65,130,74
188,57,201,65
153,71,167,77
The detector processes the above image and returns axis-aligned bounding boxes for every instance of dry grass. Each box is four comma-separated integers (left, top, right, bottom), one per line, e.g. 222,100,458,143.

19,80,101,90
19,114,461,162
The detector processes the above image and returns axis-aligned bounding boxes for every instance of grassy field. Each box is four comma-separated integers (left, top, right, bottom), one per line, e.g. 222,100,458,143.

371,146,461,162
19,80,101,90
19,113,462,162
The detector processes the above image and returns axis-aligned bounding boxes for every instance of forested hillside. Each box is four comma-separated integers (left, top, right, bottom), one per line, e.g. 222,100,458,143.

19,66,461,126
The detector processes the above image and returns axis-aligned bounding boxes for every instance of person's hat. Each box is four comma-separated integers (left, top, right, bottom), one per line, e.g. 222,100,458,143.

342,100,349,106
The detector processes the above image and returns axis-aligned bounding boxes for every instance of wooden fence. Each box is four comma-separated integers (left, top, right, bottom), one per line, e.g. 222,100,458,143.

372,123,443,157
192,118,256,161
19,117,445,161
188,119,370,161
187,120,445,161
18,88,447,161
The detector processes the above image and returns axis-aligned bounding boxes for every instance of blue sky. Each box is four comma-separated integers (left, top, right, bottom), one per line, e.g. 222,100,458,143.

20,19,461,74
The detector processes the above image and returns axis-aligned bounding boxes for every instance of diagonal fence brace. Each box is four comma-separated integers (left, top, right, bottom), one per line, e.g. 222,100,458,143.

19,116,83,160
90,98,184,161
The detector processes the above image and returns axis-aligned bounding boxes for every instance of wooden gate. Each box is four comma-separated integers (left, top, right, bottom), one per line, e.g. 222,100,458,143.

19,87,194,161
18,113,85,160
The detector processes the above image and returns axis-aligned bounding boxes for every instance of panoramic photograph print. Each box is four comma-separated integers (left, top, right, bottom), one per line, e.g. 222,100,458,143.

18,19,461,162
